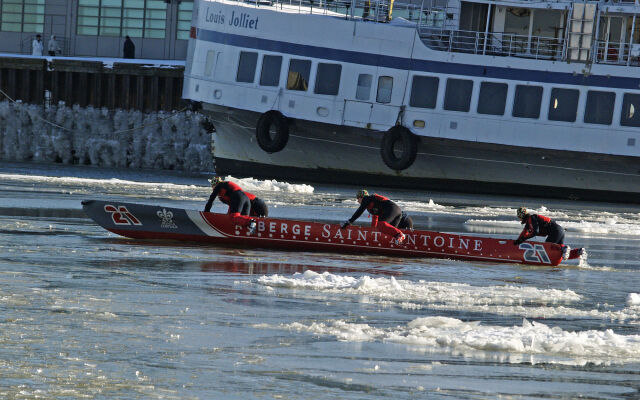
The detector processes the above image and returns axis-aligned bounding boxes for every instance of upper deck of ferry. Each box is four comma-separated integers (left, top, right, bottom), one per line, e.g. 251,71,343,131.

204,0,640,67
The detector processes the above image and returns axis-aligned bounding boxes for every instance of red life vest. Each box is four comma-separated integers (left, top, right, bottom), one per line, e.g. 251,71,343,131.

216,181,242,204
364,194,390,215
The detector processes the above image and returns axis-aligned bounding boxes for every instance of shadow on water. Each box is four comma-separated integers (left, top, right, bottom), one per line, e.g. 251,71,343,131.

199,260,403,276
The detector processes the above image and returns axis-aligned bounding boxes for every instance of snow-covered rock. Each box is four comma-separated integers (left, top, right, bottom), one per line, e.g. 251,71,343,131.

0,101,213,172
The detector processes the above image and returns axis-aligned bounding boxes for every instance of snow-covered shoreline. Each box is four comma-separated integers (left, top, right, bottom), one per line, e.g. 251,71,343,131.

0,100,213,172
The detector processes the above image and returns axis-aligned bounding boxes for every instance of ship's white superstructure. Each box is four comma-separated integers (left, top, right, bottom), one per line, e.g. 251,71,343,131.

182,0,640,202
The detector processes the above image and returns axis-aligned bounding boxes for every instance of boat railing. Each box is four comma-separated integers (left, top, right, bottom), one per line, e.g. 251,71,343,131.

237,0,394,21
594,40,640,66
418,27,564,60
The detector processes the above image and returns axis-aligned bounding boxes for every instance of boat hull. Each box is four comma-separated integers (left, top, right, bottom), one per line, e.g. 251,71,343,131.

82,199,569,266
205,105,640,203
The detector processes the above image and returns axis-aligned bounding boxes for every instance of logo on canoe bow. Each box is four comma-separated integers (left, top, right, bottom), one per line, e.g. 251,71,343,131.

104,205,142,226
157,208,178,229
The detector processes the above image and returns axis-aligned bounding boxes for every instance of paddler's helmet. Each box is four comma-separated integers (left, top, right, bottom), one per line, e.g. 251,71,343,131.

356,189,368,199
516,207,528,220
208,176,223,186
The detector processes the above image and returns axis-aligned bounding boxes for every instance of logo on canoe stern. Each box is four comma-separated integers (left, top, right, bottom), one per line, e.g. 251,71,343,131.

157,208,178,229
519,243,551,263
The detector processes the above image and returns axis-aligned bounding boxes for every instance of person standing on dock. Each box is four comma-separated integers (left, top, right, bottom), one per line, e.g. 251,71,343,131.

514,207,570,259
341,190,407,245
48,35,61,56
123,36,135,59
31,34,43,56
204,176,261,234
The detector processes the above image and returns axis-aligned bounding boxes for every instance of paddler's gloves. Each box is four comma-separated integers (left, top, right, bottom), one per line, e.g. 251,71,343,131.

513,239,523,246
341,220,351,229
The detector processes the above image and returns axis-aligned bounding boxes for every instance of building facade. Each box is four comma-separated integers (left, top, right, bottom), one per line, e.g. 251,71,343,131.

0,0,192,60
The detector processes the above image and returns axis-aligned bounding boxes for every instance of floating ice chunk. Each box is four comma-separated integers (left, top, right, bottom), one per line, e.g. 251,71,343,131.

225,175,314,194
627,293,640,307
264,317,640,365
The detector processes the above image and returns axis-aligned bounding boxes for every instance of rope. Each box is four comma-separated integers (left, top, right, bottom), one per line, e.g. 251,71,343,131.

0,87,188,135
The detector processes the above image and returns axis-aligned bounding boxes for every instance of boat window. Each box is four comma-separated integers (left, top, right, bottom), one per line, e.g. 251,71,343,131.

356,74,372,100
548,88,579,122
584,91,615,125
409,76,439,109
512,85,543,119
236,51,258,83
477,82,507,115
286,59,311,91
204,50,215,77
376,76,393,103
620,93,640,127
260,55,282,87
444,78,473,112
314,63,342,95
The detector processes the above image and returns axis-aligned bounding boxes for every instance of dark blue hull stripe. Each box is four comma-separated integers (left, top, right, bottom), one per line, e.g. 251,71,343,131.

197,28,640,90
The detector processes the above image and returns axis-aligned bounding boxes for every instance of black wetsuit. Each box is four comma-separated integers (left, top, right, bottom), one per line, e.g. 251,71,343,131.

250,197,268,217
348,194,402,226
398,212,413,230
516,214,565,245
205,181,251,215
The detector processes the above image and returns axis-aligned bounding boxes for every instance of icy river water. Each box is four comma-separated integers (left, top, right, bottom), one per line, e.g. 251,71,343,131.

0,161,639,399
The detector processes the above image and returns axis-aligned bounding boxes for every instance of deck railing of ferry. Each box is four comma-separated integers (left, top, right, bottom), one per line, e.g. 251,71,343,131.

230,0,394,21
223,0,639,66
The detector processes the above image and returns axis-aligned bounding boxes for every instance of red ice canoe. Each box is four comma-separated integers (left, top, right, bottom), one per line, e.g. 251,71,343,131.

82,199,581,266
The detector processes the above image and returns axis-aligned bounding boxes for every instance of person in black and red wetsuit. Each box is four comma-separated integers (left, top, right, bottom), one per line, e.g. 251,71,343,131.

514,207,570,259
204,176,265,233
341,189,407,244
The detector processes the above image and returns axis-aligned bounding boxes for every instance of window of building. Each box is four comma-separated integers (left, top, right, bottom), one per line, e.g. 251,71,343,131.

314,63,342,95
548,88,579,122
260,55,282,86
409,75,439,109
143,0,165,38
1,0,45,33
376,76,393,103
77,0,100,35
204,50,215,77
99,0,122,36
236,51,258,83
356,74,372,100
444,78,473,112
286,59,311,91
512,84,543,119
176,1,193,40
76,0,166,38
584,90,615,125
477,82,507,115
122,0,144,38
621,93,640,127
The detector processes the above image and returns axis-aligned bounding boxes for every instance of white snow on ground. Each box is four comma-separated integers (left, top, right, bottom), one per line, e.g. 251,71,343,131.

258,317,640,365
225,176,314,194
0,101,212,172
0,53,185,69
256,271,640,321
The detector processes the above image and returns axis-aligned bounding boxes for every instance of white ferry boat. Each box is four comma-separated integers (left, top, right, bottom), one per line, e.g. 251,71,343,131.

182,0,640,202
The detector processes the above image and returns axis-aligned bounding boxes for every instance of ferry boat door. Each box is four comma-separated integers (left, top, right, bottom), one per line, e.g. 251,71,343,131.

343,70,402,129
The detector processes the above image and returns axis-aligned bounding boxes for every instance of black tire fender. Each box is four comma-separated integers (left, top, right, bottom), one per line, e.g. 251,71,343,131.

256,111,289,153
380,126,418,171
